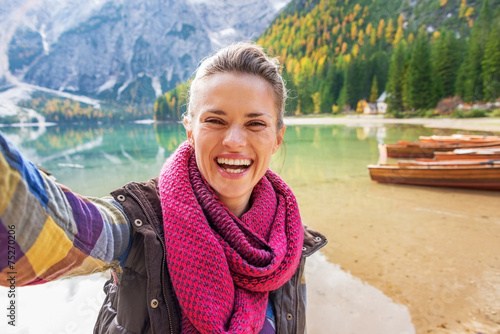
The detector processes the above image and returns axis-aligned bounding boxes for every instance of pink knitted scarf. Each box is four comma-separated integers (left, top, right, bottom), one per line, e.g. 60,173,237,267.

158,142,304,334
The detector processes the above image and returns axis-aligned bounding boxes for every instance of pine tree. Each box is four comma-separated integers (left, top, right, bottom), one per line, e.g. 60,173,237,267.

432,73,445,105
319,63,338,113
385,18,395,45
297,69,315,114
472,0,492,46
369,51,389,99
482,20,500,101
433,30,461,99
337,65,349,109
282,68,298,114
330,62,345,107
345,57,368,108
394,26,404,46
456,0,492,102
369,76,379,102
456,40,483,102
387,41,407,114
407,27,434,110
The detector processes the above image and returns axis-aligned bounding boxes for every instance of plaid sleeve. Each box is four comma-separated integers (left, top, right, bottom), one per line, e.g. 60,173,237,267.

0,132,131,286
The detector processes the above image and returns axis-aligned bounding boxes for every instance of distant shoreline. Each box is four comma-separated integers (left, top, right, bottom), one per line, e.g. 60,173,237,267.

2,116,500,133
284,115,500,133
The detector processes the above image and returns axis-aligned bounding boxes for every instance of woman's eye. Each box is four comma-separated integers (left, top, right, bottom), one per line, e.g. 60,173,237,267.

205,118,224,125
247,121,266,128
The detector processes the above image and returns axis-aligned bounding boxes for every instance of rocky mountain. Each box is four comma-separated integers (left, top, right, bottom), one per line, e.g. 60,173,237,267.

0,0,290,106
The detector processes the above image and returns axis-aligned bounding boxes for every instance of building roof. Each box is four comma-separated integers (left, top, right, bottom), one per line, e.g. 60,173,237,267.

377,91,387,102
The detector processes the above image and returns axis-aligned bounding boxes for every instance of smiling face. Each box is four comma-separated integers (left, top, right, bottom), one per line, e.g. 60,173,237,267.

185,72,285,216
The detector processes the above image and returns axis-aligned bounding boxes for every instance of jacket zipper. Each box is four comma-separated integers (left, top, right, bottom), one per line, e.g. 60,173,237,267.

127,186,174,334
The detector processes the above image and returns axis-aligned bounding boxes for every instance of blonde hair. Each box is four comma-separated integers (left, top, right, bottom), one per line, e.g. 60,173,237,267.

184,42,287,130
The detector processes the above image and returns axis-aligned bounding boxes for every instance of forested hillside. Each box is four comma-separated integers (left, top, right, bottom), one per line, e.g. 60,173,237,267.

155,0,500,120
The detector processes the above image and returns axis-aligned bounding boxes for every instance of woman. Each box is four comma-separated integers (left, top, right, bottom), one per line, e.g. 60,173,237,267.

0,42,326,333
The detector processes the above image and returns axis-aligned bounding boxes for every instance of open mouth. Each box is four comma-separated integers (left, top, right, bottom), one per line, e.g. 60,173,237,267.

216,157,253,174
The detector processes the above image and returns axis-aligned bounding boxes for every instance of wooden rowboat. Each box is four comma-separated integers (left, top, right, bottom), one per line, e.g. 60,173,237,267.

419,134,500,144
367,160,500,190
433,147,500,161
385,141,500,158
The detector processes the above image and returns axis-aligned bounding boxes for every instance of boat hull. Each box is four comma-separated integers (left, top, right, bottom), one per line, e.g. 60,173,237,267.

386,141,500,158
367,164,500,190
418,134,500,144
433,147,500,161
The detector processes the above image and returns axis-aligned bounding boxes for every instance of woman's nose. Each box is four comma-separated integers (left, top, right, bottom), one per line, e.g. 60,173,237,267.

222,125,246,149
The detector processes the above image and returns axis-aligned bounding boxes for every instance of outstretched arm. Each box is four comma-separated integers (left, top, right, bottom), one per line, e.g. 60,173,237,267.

0,132,131,286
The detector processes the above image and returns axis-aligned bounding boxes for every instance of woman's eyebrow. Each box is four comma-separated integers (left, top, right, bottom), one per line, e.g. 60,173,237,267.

202,109,226,116
246,112,272,119
202,110,272,119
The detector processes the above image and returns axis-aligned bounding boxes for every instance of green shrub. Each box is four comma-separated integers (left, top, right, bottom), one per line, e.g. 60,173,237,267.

466,109,486,118
491,109,500,117
451,109,465,118
391,111,405,118
452,108,488,118
424,109,436,118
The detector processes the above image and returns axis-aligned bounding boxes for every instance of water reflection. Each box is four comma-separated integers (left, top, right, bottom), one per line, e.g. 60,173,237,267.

155,122,184,151
3,122,183,158
306,252,415,334
1,122,185,196
277,125,388,187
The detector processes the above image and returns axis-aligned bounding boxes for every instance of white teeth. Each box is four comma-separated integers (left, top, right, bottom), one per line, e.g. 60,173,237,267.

216,157,252,174
225,168,245,174
216,157,252,166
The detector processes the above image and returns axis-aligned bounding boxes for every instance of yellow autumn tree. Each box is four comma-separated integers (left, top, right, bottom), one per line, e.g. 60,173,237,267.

351,24,358,40
432,30,440,43
332,24,340,35
464,7,474,19
370,27,377,45
358,29,365,45
397,13,404,26
377,19,385,39
362,5,369,18
356,99,368,113
394,25,404,45
352,43,360,58
365,22,373,36
336,34,343,46
306,38,315,55
341,41,348,54
385,18,395,44
408,32,415,44
312,92,321,114
459,0,467,18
